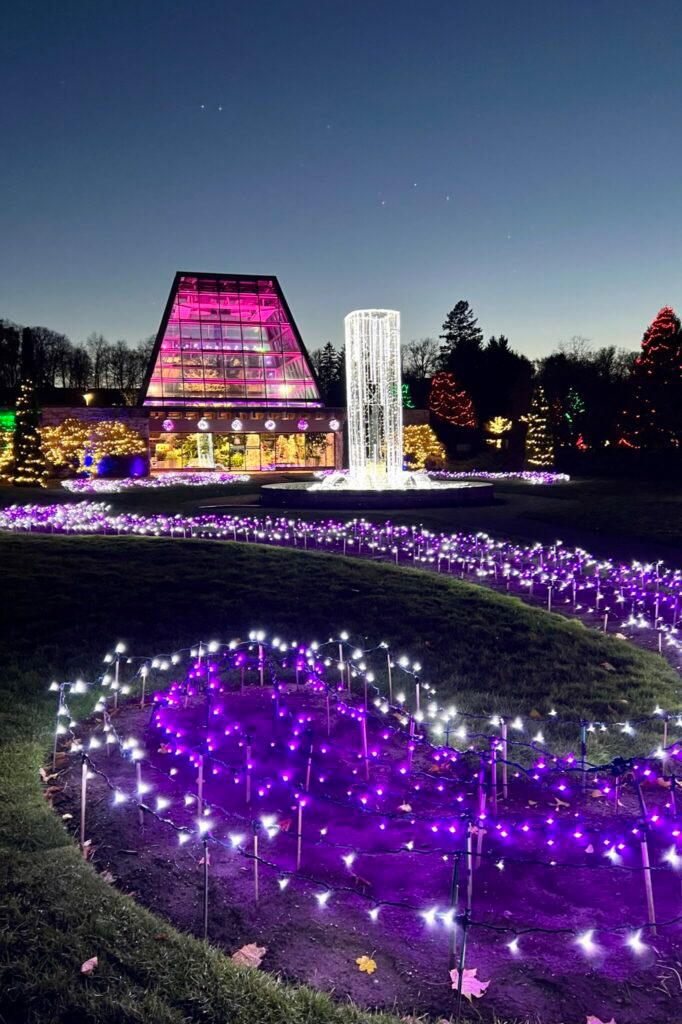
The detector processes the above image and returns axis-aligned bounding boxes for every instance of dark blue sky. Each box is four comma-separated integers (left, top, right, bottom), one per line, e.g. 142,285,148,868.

2,1,681,356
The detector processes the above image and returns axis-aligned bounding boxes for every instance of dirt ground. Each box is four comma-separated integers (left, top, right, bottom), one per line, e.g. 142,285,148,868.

57,687,682,1024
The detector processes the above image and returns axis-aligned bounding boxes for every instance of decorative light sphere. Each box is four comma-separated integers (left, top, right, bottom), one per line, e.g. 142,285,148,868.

197,417,210,431
264,419,276,431
329,418,340,431
297,418,309,431
162,418,174,432
231,418,243,431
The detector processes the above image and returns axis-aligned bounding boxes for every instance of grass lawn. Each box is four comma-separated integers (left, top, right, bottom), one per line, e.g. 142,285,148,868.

1,532,680,1024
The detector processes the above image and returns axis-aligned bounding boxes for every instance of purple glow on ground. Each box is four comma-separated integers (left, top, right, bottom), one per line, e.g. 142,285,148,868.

61,638,682,1022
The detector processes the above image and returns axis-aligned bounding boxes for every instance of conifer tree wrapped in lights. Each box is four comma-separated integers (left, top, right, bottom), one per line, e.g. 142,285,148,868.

524,384,554,468
403,424,447,470
428,372,476,427
618,306,682,449
12,329,48,487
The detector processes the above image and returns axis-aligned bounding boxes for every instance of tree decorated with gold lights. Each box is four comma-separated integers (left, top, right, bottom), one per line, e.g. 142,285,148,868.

524,384,554,468
12,329,48,487
41,418,146,475
403,424,447,470
618,306,682,449
428,372,476,427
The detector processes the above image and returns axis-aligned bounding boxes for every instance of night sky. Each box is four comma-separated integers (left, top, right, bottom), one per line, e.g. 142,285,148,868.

2,0,682,356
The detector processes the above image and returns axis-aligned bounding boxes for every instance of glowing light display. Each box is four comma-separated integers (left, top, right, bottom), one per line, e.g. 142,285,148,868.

345,309,403,488
143,273,321,408
52,630,682,1019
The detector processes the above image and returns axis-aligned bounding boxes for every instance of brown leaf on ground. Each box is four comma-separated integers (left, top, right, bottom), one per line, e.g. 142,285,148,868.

80,956,98,974
231,943,267,968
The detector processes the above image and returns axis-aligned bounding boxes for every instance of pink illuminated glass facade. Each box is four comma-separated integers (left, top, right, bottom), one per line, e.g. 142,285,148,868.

142,273,321,408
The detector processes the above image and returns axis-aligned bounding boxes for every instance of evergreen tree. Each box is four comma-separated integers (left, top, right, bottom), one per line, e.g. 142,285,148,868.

310,342,344,405
438,301,484,376
618,306,682,449
429,372,476,427
478,335,534,423
12,328,47,487
524,384,554,468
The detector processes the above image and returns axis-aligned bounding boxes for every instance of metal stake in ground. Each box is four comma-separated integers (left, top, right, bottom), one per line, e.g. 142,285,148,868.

296,797,305,869
202,837,209,939
386,648,393,704
634,777,657,936
304,729,314,792
253,822,260,903
454,909,470,1024
52,683,65,771
140,665,148,709
135,759,144,827
580,721,588,792
448,851,462,972
490,736,498,816
197,753,204,818
80,753,88,854
465,819,474,913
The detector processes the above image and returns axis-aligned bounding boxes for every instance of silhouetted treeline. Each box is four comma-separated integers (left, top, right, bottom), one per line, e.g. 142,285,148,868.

0,319,154,396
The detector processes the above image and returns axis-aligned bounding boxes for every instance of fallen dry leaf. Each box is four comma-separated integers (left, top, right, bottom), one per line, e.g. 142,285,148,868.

231,943,266,968
601,662,616,672
449,967,490,1000
62,813,73,820
551,796,570,809
590,789,605,799
278,818,292,832
356,955,377,974
80,956,98,974
39,767,58,783
100,870,116,884
586,1017,617,1024
157,743,172,754
198,850,210,866
398,803,412,812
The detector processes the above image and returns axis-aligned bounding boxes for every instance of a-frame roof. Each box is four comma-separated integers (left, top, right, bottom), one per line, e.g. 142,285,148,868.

140,272,322,408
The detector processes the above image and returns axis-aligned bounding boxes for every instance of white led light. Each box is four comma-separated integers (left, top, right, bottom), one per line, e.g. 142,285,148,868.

626,929,647,954
421,906,439,927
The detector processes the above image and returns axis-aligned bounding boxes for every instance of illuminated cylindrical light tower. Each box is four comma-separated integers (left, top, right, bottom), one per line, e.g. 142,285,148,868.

344,309,403,489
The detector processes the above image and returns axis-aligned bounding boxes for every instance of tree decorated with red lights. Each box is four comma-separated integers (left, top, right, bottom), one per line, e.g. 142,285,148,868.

428,372,476,427
618,306,682,449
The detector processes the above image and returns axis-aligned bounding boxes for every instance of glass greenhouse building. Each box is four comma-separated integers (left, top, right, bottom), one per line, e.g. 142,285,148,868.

140,272,344,473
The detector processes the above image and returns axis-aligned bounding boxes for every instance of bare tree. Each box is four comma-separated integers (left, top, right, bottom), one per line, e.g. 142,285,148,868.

86,333,110,388
402,337,440,380
557,335,593,361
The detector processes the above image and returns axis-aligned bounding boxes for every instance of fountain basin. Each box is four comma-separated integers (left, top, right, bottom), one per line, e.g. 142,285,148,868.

260,479,494,509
